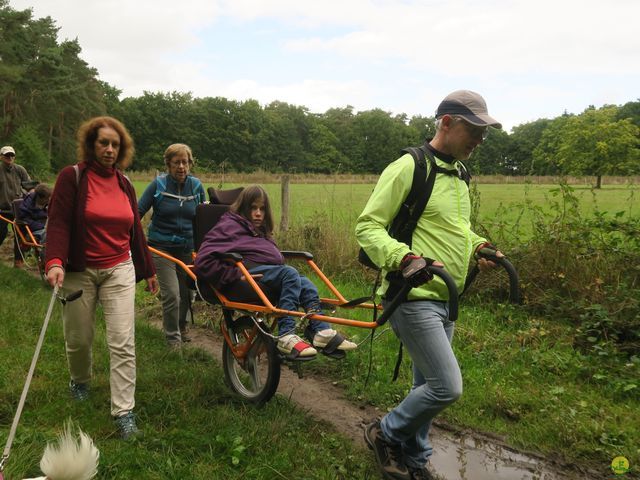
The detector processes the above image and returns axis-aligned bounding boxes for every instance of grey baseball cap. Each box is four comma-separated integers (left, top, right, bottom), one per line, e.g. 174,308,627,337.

1,145,16,155
435,90,502,129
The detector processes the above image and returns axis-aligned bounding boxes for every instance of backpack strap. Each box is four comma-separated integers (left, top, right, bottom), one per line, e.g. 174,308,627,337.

391,145,438,248
153,174,168,200
72,163,135,191
457,160,471,186
154,174,201,207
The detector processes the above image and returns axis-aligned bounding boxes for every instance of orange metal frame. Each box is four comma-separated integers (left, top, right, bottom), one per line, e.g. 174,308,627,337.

148,246,382,330
0,213,43,250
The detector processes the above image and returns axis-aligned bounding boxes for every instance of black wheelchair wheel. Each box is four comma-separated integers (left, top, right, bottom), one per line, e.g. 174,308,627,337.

222,315,281,405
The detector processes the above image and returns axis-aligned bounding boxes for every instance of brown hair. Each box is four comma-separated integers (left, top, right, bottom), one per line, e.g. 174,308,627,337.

230,184,275,236
163,143,194,170
76,116,135,169
34,183,52,201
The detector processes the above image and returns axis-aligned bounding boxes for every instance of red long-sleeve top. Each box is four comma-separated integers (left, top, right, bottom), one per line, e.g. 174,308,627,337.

45,160,155,282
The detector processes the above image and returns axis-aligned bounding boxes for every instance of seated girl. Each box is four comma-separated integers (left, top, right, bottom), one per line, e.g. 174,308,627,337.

194,185,356,359
19,183,52,242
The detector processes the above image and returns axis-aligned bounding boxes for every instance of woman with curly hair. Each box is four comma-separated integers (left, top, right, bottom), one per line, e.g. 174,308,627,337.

45,116,158,440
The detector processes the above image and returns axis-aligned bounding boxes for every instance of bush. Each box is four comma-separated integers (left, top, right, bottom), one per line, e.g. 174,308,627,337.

471,182,640,355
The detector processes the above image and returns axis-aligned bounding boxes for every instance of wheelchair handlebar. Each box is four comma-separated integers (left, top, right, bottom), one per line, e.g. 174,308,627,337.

463,248,520,304
376,266,459,326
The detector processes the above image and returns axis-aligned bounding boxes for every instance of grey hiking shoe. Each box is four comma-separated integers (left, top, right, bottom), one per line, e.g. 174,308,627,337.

180,328,192,343
114,411,142,440
364,420,410,480
69,379,90,401
408,462,436,480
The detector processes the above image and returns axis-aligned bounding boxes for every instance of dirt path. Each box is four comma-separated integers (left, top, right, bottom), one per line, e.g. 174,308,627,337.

173,318,601,480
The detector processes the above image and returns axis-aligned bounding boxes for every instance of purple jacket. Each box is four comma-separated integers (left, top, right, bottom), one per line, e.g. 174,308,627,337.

194,211,283,288
19,191,48,232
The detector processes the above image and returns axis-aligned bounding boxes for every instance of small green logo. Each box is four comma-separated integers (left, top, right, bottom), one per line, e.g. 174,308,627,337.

611,456,630,475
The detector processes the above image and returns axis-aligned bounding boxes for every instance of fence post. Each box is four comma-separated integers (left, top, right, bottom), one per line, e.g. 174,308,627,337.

280,175,290,232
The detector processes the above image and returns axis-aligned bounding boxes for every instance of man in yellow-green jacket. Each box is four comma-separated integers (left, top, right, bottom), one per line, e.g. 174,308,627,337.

357,90,503,480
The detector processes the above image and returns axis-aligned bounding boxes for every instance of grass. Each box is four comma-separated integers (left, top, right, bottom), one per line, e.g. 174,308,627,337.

0,266,376,479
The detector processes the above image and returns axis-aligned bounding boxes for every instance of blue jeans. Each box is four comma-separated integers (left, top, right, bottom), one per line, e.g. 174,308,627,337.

249,264,330,335
380,300,462,469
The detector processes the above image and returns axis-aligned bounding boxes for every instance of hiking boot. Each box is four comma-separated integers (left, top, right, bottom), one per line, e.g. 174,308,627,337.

364,420,410,480
180,328,192,343
69,379,90,401
408,462,436,480
114,411,142,440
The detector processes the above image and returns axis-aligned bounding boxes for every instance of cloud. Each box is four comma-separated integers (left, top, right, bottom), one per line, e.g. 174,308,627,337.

8,0,640,131
279,0,640,75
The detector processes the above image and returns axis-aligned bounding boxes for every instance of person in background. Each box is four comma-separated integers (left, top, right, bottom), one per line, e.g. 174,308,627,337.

356,90,504,480
138,143,205,349
0,145,31,267
45,116,158,440
195,184,357,359
18,183,52,242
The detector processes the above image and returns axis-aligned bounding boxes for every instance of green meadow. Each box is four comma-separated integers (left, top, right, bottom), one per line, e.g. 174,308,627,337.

133,179,640,229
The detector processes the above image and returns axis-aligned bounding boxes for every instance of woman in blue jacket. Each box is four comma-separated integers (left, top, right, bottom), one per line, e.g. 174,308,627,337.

138,143,205,348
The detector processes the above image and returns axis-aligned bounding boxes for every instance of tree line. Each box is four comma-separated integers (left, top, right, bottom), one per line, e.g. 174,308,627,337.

2,0,639,185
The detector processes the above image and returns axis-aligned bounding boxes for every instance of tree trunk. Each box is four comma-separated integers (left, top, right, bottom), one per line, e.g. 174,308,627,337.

596,175,602,189
48,123,53,158
280,175,290,232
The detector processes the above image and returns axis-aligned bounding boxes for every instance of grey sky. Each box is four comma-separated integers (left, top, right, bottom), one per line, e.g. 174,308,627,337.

10,0,640,131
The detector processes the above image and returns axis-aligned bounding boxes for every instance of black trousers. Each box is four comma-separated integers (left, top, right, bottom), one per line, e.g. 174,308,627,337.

0,212,21,261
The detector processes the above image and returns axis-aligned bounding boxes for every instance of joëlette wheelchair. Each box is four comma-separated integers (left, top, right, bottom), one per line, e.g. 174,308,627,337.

0,192,46,277
149,187,519,406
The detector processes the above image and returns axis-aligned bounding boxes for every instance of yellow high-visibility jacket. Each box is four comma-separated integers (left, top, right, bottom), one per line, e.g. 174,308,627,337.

355,152,486,301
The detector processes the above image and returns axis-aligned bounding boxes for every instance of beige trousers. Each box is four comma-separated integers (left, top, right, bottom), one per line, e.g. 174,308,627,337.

62,258,137,417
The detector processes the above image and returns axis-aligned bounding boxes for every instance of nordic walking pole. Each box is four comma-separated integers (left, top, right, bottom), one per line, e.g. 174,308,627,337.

1,286,59,475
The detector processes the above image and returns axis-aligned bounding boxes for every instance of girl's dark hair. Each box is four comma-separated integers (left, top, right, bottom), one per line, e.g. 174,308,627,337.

230,185,274,236
34,183,52,201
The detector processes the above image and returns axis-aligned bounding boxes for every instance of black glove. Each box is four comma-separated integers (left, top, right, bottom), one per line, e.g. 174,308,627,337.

400,254,436,287
474,242,499,261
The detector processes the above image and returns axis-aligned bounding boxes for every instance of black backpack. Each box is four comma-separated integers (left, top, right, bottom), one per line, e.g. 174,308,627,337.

358,143,471,300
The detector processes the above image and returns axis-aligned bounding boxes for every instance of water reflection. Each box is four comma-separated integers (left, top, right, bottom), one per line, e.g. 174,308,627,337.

429,426,594,480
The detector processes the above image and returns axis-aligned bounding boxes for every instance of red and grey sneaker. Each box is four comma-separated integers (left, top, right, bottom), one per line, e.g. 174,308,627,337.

277,334,317,359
